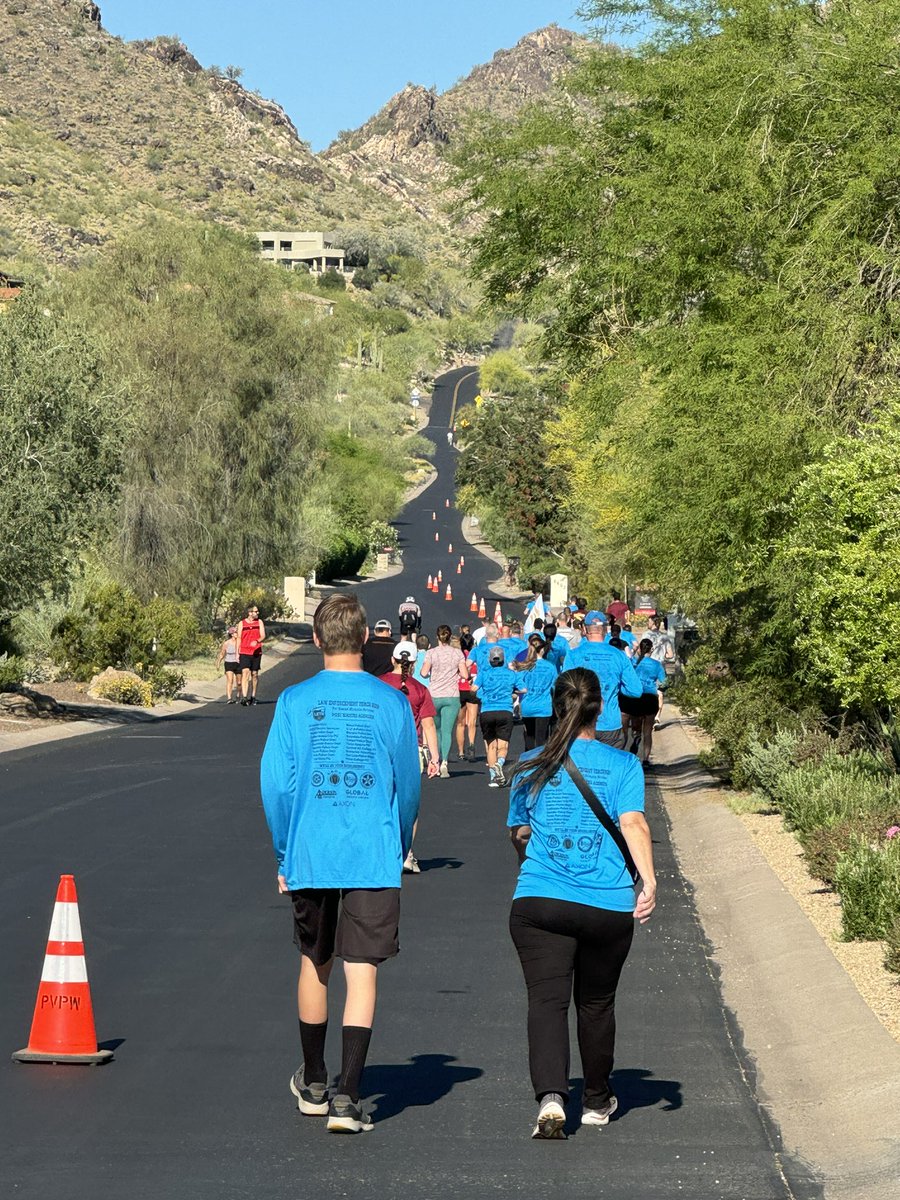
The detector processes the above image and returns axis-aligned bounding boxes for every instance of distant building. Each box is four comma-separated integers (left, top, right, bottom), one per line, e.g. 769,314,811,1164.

255,231,346,274
0,270,24,306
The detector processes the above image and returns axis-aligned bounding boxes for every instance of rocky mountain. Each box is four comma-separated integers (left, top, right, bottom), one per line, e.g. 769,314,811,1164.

0,4,585,267
323,26,587,221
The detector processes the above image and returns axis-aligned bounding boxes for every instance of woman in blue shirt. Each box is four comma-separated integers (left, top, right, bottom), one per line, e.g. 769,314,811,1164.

513,634,558,751
619,637,668,764
507,667,657,1139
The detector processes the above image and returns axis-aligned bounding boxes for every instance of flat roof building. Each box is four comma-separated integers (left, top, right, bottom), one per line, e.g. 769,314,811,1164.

255,231,346,274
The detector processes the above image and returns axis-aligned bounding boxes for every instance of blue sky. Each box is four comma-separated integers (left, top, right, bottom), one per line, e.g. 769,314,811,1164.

99,1,596,150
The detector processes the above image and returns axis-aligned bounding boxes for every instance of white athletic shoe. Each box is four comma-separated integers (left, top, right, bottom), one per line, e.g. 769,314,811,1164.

403,852,421,874
439,761,450,778
581,1096,618,1126
327,1094,373,1134
531,1093,566,1139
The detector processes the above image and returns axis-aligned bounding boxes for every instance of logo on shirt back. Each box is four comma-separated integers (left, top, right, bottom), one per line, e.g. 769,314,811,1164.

329,772,341,785
549,775,562,788
344,771,358,788
311,707,325,721
361,772,375,789
311,771,324,787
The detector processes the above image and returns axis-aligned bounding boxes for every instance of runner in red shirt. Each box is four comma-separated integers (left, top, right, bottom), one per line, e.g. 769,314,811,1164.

237,603,266,706
379,641,439,873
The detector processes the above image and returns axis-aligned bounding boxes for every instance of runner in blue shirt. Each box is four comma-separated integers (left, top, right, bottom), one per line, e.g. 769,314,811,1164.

566,618,642,748
507,666,656,1139
542,622,568,671
477,646,520,787
261,593,420,1135
513,634,558,751
619,637,668,764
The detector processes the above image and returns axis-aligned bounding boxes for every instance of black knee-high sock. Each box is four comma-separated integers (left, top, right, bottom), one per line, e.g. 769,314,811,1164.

338,1026,372,1102
298,1019,328,1085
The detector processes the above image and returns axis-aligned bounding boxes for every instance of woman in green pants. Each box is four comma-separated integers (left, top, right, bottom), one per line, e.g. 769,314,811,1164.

421,625,469,777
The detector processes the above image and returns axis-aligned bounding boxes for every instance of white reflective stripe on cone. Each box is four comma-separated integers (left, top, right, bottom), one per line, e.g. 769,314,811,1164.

41,954,89,984
48,901,83,943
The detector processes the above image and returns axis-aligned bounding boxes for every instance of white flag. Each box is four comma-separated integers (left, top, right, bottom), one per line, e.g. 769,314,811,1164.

523,593,546,636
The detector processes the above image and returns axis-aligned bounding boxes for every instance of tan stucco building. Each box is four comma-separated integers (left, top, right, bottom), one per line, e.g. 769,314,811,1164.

255,231,346,273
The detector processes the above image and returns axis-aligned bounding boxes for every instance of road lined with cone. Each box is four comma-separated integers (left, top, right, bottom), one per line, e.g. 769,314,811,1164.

0,365,806,1198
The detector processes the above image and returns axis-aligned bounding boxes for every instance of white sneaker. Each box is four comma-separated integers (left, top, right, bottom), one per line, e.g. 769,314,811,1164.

488,766,501,788
403,852,420,874
531,1093,566,1139
439,761,450,778
581,1095,618,1126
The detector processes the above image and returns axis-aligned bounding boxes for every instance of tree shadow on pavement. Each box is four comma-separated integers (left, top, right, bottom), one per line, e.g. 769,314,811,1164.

563,1068,682,1135
649,754,718,795
365,1053,483,1122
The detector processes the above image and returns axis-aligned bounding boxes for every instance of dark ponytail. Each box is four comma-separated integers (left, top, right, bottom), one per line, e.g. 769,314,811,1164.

509,667,602,797
635,637,653,666
398,654,412,695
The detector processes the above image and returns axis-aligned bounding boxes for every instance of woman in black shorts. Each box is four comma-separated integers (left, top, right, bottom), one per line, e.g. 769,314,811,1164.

619,638,667,762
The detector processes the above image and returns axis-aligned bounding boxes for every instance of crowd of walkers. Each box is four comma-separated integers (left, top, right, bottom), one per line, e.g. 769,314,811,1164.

260,588,672,1139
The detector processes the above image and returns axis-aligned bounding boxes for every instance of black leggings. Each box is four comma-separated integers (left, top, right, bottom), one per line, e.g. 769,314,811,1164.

509,896,634,1109
522,716,551,752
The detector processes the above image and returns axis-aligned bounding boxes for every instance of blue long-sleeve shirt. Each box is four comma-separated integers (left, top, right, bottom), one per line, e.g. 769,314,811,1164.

260,669,420,889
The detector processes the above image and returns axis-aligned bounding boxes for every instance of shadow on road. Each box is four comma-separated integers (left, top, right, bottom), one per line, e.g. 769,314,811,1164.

366,1053,483,1122
562,1068,683,1135
415,856,464,872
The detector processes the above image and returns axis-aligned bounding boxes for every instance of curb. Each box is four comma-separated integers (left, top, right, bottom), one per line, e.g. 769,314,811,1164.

652,713,900,1199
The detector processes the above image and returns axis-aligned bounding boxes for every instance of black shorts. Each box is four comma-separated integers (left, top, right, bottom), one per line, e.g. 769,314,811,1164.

239,652,262,671
480,710,514,742
619,692,660,717
458,690,478,705
223,659,240,674
595,727,626,749
291,887,400,966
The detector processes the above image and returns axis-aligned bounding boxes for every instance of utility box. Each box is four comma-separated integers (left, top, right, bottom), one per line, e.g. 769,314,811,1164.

549,574,569,609
283,576,306,622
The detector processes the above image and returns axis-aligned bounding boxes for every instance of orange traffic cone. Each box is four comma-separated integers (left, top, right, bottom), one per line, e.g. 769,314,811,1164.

448,543,453,554
494,601,503,625
435,531,439,542
432,511,436,520
437,569,442,583
427,574,433,591
445,498,450,508
478,598,486,618
445,585,452,601
460,556,465,567
470,593,478,612
456,562,462,574
13,875,112,1065
433,580,439,593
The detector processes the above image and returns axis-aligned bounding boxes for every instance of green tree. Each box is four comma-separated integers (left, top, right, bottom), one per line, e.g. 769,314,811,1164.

0,291,123,615
68,222,340,615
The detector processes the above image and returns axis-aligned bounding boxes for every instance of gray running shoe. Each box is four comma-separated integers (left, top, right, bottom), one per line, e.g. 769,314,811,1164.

289,1068,329,1116
466,747,476,762
581,1095,618,1126
326,1093,373,1134
488,767,501,788
403,852,421,874
532,1093,566,1139
494,762,506,786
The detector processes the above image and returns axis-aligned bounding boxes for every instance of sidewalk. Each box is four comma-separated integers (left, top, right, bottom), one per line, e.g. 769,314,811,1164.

652,712,900,1199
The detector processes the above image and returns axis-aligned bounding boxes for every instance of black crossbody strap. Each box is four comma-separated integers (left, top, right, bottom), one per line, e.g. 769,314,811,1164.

564,754,640,885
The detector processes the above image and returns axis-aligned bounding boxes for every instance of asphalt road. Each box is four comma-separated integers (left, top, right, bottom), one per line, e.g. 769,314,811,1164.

0,367,818,1199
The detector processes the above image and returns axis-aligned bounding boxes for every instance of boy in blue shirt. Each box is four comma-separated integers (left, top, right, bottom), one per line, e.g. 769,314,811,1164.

261,593,420,1134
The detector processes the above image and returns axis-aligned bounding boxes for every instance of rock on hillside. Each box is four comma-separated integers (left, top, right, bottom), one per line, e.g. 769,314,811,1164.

0,0,410,264
323,26,587,222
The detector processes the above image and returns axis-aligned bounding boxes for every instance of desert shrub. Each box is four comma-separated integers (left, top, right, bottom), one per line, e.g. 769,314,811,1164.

92,676,153,707
316,268,346,291
52,584,201,679
799,806,900,888
736,729,800,803
685,679,802,777
145,665,186,702
774,752,894,837
884,914,900,976
220,585,294,626
835,835,900,941
0,653,26,690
